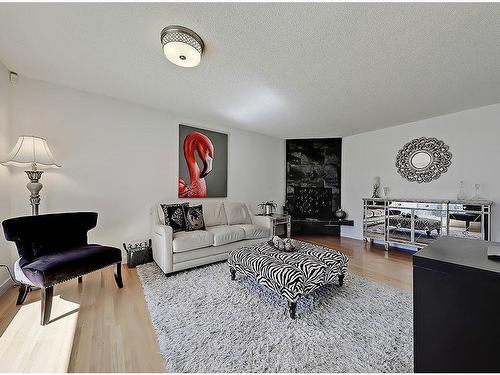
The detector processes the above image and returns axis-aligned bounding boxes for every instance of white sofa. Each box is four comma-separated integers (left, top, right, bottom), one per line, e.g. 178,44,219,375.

151,201,272,274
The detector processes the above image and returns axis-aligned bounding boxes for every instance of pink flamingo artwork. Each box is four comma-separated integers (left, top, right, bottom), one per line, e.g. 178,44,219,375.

178,131,215,198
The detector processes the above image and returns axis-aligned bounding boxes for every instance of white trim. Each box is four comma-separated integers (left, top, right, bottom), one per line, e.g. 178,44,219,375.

0,277,14,296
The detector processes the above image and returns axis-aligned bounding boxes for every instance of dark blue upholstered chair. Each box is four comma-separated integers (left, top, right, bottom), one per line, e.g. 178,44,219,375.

2,212,123,325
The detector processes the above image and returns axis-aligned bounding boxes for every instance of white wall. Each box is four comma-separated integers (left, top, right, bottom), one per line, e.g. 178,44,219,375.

8,72,500,264
6,76,285,253
342,103,500,242
0,61,15,293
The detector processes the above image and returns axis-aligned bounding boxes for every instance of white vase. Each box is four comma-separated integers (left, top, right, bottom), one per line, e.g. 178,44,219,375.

472,183,482,199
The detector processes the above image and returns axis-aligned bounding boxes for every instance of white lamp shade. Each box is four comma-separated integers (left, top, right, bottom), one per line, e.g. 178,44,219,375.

2,136,61,169
163,42,201,67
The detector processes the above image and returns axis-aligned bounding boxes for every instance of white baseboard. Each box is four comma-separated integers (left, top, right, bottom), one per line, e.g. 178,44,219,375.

340,233,361,240
0,276,14,296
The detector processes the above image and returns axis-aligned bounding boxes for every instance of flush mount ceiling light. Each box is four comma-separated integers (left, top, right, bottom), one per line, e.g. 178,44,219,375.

160,25,204,68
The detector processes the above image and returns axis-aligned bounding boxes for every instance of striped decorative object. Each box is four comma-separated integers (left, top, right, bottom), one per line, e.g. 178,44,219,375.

228,240,348,318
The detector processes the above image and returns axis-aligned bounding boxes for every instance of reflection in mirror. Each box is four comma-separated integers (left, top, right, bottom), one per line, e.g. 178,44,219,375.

411,152,432,169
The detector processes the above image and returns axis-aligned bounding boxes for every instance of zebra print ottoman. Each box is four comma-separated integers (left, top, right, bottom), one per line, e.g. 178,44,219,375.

228,240,348,319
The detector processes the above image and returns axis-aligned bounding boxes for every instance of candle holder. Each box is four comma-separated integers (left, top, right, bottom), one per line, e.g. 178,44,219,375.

372,176,381,198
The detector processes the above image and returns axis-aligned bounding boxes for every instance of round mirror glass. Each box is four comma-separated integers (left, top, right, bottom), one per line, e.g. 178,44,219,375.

411,151,432,169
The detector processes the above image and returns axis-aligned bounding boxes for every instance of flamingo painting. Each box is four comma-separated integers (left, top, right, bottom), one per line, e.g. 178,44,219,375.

178,131,215,198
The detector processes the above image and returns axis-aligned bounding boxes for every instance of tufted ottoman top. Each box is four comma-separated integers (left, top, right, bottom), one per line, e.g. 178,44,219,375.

228,240,348,302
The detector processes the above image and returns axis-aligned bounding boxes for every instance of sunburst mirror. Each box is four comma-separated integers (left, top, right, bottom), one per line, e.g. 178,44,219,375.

395,137,452,183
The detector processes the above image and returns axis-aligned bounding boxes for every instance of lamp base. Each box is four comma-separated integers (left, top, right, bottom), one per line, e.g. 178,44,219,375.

25,170,43,216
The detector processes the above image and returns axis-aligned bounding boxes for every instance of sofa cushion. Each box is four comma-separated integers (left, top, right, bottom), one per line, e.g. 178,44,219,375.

224,202,252,225
233,224,270,240
172,230,214,253
202,202,227,227
205,225,245,246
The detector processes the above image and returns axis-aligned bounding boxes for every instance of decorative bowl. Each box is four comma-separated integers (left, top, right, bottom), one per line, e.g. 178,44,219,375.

267,237,296,252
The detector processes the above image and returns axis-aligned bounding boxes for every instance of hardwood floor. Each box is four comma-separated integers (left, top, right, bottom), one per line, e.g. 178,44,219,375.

0,266,165,373
293,235,413,292
0,236,412,372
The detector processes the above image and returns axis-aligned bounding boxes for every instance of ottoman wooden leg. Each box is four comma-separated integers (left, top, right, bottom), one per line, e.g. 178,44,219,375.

339,273,345,286
230,268,236,280
288,301,297,319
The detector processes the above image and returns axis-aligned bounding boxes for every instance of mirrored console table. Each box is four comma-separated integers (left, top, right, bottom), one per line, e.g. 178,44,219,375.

363,198,492,250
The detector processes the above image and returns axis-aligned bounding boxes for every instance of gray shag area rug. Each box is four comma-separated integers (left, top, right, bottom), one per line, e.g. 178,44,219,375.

138,261,413,373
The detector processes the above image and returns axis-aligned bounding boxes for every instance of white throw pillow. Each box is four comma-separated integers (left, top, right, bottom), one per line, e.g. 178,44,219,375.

224,202,252,225
202,202,228,227
157,204,166,225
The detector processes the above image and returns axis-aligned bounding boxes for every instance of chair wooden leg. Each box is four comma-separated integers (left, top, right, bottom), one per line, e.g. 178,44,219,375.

41,286,53,326
16,284,30,305
78,276,83,284
114,262,123,288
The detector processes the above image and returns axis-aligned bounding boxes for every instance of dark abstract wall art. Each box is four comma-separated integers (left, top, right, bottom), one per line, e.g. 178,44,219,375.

286,138,342,220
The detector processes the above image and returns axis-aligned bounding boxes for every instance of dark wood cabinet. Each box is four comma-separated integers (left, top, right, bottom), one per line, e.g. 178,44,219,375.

413,237,500,372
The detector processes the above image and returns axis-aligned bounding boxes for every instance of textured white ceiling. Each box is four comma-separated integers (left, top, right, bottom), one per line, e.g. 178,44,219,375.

1,3,500,138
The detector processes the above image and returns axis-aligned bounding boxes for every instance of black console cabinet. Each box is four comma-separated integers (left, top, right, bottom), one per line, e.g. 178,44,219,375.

291,219,353,236
413,237,500,372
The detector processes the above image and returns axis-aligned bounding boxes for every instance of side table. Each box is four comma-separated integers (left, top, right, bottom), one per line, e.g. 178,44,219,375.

270,214,292,238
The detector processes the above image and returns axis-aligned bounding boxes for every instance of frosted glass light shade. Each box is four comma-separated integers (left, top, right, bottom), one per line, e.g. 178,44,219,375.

160,26,204,68
2,136,60,169
163,42,201,67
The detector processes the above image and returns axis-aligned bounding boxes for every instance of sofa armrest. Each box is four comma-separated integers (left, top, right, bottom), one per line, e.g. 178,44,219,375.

151,224,174,274
252,215,273,230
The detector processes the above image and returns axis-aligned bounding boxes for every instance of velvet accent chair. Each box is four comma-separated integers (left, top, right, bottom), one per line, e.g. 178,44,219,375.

2,212,123,325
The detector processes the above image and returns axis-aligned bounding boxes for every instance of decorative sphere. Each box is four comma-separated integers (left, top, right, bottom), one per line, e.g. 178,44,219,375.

335,209,347,219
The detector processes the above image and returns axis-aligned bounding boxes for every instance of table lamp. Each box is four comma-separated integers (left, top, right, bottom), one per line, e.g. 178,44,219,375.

2,135,61,215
